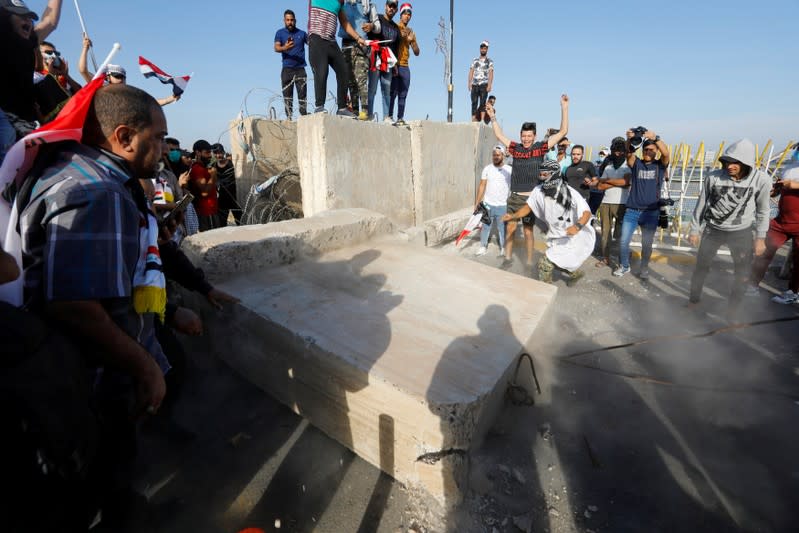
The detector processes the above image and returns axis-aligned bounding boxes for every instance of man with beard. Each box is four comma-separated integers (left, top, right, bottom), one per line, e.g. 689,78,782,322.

563,144,596,200
0,0,64,160
502,160,594,285
613,130,670,280
366,0,400,122
486,94,569,270
688,139,771,315
590,137,630,268
189,139,219,231
274,9,308,119
213,143,240,226
468,40,493,122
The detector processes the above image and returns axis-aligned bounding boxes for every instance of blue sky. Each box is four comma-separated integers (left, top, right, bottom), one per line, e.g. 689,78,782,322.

35,0,797,154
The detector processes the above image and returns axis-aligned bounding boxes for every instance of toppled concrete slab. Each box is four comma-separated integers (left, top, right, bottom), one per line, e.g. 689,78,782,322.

424,208,474,247
193,234,556,516
181,208,394,280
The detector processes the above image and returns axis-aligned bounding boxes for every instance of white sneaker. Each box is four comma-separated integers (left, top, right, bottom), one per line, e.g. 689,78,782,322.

744,285,760,297
474,246,487,256
771,290,798,305
384,116,394,123
613,265,630,277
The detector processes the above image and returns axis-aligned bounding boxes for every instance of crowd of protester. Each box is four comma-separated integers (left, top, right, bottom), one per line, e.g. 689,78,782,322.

1,1,797,532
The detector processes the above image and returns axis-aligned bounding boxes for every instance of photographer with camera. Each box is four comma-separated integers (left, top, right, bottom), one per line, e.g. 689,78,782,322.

687,139,772,316
612,127,669,280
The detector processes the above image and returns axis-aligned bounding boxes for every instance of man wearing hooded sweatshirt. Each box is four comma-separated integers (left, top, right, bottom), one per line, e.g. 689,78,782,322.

503,160,594,285
687,138,771,312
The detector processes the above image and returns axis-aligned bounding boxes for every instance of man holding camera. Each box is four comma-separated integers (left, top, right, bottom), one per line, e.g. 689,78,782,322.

613,129,670,280
274,9,308,119
688,139,771,314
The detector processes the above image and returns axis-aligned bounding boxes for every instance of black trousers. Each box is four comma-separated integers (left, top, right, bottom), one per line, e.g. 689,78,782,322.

471,84,488,116
308,34,348,110
689,226,753,306
280,67,307,118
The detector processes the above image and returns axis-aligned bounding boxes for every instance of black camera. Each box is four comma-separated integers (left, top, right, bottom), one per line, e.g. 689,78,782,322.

658,198,675,207
629,126,648,150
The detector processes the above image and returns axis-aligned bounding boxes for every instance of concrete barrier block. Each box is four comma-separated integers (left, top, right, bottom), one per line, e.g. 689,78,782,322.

181,208,394,280
424,208,474,246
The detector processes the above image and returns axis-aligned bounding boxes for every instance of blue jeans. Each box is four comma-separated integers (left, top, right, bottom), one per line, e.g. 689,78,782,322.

618,207,658,269
389,66,411,119
368,69,392,119
480,204,507,248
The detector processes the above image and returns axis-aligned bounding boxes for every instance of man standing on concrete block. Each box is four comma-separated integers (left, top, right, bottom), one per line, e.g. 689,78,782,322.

468,41,493,122
486,94,569,270
473,144,512,256
388,2,419,126
503,160,594,285
308,0,366,116
687,138,771,316
366,0,400,122
274,9,309,119
339,0,381,120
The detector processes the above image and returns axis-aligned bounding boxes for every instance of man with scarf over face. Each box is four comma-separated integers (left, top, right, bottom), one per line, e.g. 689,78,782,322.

502,160,594,285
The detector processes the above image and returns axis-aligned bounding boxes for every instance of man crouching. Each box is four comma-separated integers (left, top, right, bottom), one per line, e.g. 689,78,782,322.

502,159,594,285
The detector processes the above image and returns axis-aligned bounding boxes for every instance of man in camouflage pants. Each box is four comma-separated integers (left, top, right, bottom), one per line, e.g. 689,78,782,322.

340,0,381,120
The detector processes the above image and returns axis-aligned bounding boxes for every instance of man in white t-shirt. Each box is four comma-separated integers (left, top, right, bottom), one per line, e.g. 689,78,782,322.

591,137,630,267
503,160,594,285
474,144,512,256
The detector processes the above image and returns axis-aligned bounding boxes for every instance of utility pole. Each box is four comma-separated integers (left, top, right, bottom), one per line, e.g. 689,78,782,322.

447,0,454,122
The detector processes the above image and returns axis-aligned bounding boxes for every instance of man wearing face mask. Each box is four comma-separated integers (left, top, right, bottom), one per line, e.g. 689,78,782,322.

189,139,219,232
688,139,771,316
502,159,594,285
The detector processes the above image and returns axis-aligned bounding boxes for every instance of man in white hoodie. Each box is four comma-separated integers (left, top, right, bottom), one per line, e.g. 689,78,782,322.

687,138,771,313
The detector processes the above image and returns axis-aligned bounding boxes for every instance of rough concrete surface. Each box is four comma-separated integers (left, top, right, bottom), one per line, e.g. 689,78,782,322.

137,227,799,533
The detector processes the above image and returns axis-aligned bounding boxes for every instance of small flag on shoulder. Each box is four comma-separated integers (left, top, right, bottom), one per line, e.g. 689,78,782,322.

138,56,191,96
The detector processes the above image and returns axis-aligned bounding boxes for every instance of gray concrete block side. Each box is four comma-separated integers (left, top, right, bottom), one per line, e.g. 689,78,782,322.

181,208,394,280
424,208,474,247
298,114,415,227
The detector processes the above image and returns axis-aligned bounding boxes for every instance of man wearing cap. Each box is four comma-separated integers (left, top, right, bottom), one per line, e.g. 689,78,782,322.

274,9,308,119
189,139,220,231
366,0,400,121
473,144,512,256
502,159,594,285
486,94,569,270
468,41,493,122
613,130,670,279
388,2,419,126
687,139,771,314
340,0,380,120
308,0,366,116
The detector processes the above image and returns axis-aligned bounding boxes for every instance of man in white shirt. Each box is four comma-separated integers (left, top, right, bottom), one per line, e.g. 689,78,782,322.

474,144,512,256
503,160,594,285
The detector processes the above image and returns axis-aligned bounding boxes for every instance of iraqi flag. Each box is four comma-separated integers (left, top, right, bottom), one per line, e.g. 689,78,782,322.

138,56,191,96
0,74,107,305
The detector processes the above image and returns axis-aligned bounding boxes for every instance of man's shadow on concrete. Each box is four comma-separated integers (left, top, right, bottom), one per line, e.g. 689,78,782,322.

137,248,404,533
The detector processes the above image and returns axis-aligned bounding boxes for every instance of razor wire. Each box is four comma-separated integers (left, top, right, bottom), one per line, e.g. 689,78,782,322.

240,168,303,225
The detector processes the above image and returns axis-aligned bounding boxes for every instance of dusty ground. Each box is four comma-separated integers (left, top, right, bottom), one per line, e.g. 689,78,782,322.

136,228,799,533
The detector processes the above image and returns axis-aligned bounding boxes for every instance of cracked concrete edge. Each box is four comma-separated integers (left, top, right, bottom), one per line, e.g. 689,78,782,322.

181,208,395,281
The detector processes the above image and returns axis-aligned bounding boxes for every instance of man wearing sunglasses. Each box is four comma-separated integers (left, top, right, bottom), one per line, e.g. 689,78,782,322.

613,130,670,279
39,41,81,95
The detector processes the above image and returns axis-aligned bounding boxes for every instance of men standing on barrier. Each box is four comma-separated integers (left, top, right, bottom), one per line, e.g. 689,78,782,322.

274,9,308,119
502,160,594,285
486,94,569,270
688,139,771,314
613,130,670,280
749,162,799,304
366,0,400,122
340,0,380,120
473,144,511,256
388,3,419,126
468,40,493,122
308,0,366,116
